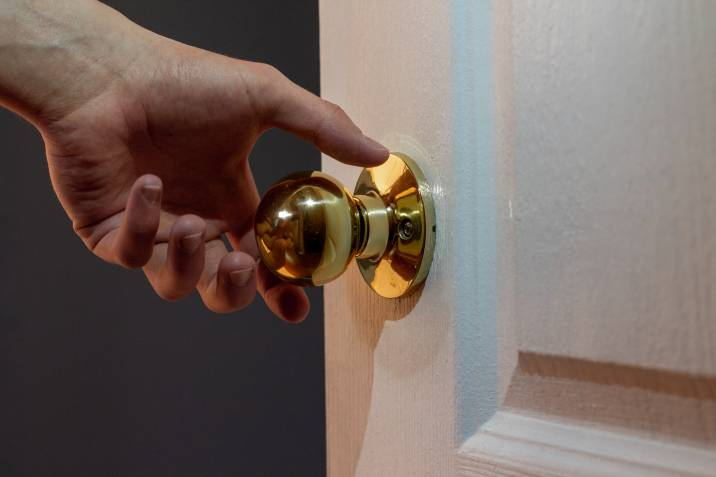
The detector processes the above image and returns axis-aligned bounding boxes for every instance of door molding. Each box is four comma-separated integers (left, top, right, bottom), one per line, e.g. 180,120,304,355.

457,411,716,477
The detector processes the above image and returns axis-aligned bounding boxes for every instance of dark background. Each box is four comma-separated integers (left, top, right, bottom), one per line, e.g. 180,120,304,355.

0,1,324,476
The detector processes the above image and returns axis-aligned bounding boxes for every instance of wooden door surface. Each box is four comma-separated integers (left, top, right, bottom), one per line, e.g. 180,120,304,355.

320,1,716,476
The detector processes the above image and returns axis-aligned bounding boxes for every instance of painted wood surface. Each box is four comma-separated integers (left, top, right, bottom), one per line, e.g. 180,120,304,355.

320,1,472,476
459,411,716,477
321,0,716,475
466,0,716,475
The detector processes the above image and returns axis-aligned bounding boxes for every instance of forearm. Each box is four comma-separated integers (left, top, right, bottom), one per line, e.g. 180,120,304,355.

0,0,148,126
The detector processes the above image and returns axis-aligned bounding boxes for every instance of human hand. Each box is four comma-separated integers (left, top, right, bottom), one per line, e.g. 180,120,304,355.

0,0,388,322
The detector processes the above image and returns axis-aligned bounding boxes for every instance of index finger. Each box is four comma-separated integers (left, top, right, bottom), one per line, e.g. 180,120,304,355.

249,63,389,167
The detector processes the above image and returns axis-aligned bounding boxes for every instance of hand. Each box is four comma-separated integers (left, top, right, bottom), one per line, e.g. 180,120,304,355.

1,1,388,322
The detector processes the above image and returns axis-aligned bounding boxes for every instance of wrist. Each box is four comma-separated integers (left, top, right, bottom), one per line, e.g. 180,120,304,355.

0,0,153,128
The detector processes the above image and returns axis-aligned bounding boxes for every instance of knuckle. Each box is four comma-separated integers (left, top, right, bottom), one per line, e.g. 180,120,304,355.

254,62,282,81
243,62,286,120
311,102,346,149
325,101,347,119
251,62,284,95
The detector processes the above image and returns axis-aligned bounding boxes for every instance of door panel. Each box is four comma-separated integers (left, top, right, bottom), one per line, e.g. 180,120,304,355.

321,1,716,476
472,0,716,475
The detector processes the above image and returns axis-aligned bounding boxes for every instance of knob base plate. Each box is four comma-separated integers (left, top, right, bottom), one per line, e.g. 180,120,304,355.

354,152,436,298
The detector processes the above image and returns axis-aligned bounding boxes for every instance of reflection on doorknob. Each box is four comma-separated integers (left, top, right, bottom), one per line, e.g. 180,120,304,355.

254,152,435,298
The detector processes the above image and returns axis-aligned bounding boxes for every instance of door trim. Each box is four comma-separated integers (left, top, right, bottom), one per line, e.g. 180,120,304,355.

457,411,716,477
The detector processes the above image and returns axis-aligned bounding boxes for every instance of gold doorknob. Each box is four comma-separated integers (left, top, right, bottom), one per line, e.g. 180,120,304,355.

254,153,435,298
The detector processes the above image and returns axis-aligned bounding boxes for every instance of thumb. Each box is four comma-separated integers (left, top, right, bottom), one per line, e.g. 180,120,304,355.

250,63,389,167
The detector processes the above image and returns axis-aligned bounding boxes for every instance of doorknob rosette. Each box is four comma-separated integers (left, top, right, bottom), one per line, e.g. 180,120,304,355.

254,153,435,298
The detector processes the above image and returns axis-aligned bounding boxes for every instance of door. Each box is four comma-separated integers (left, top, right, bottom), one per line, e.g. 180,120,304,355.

319,1,716,476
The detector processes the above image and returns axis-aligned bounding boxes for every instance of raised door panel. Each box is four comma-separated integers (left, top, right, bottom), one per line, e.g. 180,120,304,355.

461,1,716,475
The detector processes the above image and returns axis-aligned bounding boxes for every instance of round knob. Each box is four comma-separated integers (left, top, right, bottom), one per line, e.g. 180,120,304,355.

255,153,435,298
254,171,387,286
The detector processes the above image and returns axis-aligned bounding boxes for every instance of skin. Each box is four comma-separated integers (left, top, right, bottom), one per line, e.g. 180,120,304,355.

0,0,388,322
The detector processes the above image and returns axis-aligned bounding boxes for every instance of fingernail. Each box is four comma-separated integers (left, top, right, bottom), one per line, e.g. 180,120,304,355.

142,184,162,205
229,268,253,288
180,233,203,253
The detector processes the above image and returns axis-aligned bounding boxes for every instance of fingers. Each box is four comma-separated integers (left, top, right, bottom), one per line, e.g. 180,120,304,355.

95,174,162,268
143,215,206,300
197,240,257,313
134,214,307,320
251,63,389,167
88,173,307,319
257,262,310,324
142,225,259,313
225,230,310,322
144,231,307,321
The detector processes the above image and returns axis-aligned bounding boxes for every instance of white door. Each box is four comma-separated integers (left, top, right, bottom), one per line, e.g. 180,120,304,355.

320,1,716,476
